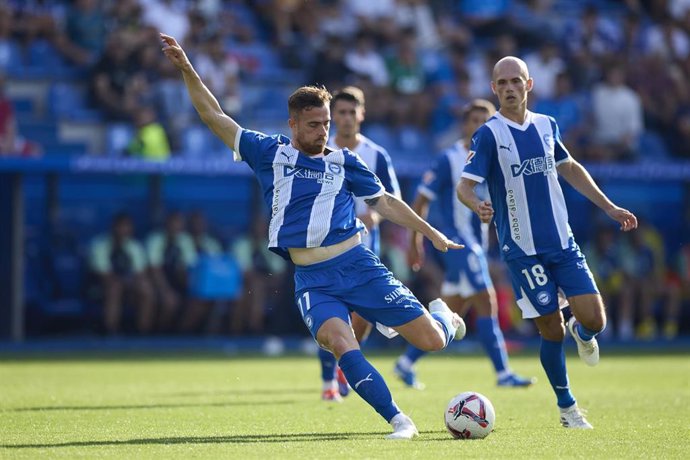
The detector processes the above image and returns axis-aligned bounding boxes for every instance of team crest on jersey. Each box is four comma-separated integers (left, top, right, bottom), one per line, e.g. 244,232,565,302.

422,171,435,185
466,150,476,165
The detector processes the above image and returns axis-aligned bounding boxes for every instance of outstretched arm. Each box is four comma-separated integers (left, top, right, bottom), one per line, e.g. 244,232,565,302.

557,159,637,231
160,33,240,150
365,192,463,253
457,177,495,223
407,194,431,270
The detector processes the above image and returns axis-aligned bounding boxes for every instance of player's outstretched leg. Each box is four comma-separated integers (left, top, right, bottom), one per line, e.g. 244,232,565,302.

318,347,342,402
318,317,417,439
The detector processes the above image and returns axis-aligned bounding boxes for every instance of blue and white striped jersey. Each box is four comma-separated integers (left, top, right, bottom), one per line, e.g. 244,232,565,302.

328,135,400,254
233,128,385,260
418,140,487,249
462,111,573,260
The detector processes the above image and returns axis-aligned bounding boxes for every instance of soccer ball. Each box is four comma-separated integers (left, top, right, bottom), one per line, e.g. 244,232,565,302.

444,392,495,439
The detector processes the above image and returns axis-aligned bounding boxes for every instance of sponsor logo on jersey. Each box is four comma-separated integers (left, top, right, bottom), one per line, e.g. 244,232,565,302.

283,165,335,185
507,188,521,241
499,143,512,152
510,155,555,177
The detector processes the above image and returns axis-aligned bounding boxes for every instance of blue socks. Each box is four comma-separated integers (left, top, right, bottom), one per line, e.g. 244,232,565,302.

476,316,510,373
540,337,576,408
576,324,599,342
318,347,337,381
401,345,427,366
339,349,400,422
430,311,456,347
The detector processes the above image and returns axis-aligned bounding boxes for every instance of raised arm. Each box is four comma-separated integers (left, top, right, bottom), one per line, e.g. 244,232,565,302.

365,192,463,253
457,177,495,223
557,159,637,231
160,33,240,151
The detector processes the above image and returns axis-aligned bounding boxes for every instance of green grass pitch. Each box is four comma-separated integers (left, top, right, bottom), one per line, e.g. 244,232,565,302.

1,352,688,459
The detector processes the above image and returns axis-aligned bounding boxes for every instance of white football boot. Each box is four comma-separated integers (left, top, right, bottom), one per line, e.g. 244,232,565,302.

429,298,466,340
386,413,419,440
566,317,599,366
559,404,593,429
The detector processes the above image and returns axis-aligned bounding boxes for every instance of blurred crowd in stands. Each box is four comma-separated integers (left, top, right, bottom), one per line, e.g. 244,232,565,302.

0,0,689,160
0,0,688,341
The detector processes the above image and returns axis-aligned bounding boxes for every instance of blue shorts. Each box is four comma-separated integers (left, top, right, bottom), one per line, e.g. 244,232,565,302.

439,242,493,298
294,244,426,339
505,242,599,319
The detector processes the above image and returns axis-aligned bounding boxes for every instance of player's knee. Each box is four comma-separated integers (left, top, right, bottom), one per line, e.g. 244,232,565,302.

318,334,358,359
541,322,565,342
585,313,606,334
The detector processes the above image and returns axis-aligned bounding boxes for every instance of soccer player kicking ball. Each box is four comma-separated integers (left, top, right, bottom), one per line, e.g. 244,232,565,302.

161,33,465,440
458,57,638,429
317,86,403,402
398,99,535,389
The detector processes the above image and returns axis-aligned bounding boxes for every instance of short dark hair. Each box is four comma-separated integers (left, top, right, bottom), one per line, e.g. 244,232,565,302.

462,99,496,121
288,85,332,118
331,86,365,108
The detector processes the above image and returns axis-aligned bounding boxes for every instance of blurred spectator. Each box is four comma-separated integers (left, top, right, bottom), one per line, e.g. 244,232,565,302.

179,211,225,334
146,211,197,332
316,0,359,41
386,27,432,127
53,0,106,66
194,33,241,116
230,215,287,335
140,0,190,42
665,242,690,339
523,40,565,99
90,31,145,121
344,31,389,87
456,0,512,38
645,13,690,61
590,63,643,161
533,72,586,155
0,74,41,156
617,230,659,340
393,0,441,51
89,212,154,335
126,107,171,161
308,34,351,90
346,0,397,38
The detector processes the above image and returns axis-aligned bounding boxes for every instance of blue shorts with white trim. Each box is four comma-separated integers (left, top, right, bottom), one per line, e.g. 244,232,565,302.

505,242,599,319
293,244,425,339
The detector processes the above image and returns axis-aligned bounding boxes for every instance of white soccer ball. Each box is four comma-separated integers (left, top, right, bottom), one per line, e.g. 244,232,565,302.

444,391,495,439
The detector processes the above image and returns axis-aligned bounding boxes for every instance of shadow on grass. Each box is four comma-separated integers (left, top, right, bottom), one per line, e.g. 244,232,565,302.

1,431,396,448
164,388,316,397
3,399,298,413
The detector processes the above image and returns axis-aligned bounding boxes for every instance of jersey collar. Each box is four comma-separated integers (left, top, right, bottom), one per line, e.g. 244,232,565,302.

495,110,533,131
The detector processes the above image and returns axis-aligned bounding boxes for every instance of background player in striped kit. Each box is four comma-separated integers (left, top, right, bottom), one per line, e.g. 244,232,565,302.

458,56,638,429
162,33,465,439
397,99,535,389
318,86,402,402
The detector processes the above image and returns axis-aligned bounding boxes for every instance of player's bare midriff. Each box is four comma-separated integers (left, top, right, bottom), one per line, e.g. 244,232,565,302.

288,232,361,266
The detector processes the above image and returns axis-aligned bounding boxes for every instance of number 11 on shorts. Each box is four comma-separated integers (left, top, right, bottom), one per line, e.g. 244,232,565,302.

297,291,311,317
